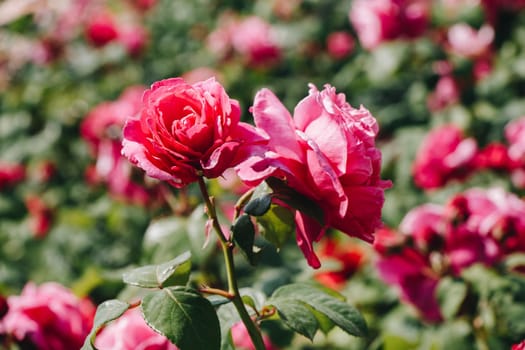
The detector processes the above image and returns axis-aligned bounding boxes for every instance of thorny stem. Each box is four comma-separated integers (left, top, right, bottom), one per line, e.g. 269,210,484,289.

197,177,266,350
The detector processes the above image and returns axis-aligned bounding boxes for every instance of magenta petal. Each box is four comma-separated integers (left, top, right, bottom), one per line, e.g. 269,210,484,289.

252,88,303,162
295,211,324,269
202,141,239,178
121,119,173,181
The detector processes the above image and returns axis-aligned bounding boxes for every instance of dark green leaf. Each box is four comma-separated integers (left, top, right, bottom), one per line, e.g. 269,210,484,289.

244,194,272,216
141,287,221,350
122,251,191,288
257,204,295,249
232,214,258,265
268,283,367,337
81,299,130,350
269,299,319,340
437,277,467,320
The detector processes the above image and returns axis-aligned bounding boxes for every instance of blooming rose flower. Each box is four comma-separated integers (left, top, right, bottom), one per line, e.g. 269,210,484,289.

445,188,525,255
122,77,266,188
231,16,281,66
85,11,119,47
326,31,355,60
82,86,155,205
349,0,429,50
96,308,178,350
447,23,494,59
0,282,95,350
0,162,25,190
413,125,477,189
377,187,525,321
236,84,391,268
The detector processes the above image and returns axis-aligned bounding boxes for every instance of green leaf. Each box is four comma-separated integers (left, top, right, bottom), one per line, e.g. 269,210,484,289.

122,251,191,289
265,177,325,225
81,299,130,350
268,283,367,337
436,277,467,320
244,193,272,216
141,287,221,350
269,299,319,340
232,214,259,265
257,204,295,249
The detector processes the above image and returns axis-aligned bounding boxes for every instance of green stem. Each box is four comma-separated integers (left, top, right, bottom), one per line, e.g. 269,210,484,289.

197,177,266,350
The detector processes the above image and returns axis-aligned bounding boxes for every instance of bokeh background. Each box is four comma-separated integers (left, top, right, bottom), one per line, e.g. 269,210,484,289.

1,0,525,349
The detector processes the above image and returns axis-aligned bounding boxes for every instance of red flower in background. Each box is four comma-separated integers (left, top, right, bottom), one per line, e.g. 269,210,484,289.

314,236,365,290
230,16,281,67
0,162,25,190
473,142,514,172
376,187,525,321
207,15,281,67
0,282,95,350
326,31,355,60
82,86,158,205
24,195,53,239
236,84,391,268
413,124,477,189
122,77,266,188
349,0,429,50
427,75,460,112
85,12,119,47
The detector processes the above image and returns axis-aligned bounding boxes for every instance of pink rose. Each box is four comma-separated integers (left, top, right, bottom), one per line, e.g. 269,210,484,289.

0,162,25,190
231,322,279,350
445,188,525,255
374,226,443,322
231,16,281,66
236,84,391,268
447,23,494,59
85,12,119,47
82,86,156,205
426,75,460,112
118,24,148,57
473,142,513,172
122,77,265,188
25,195,53,238
96,308,178,350
513,340,525,350
0,282,95,350
349,0,429,50
504,116,525,188
413,125,477,189
326,31,355,59
505,116,525,162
